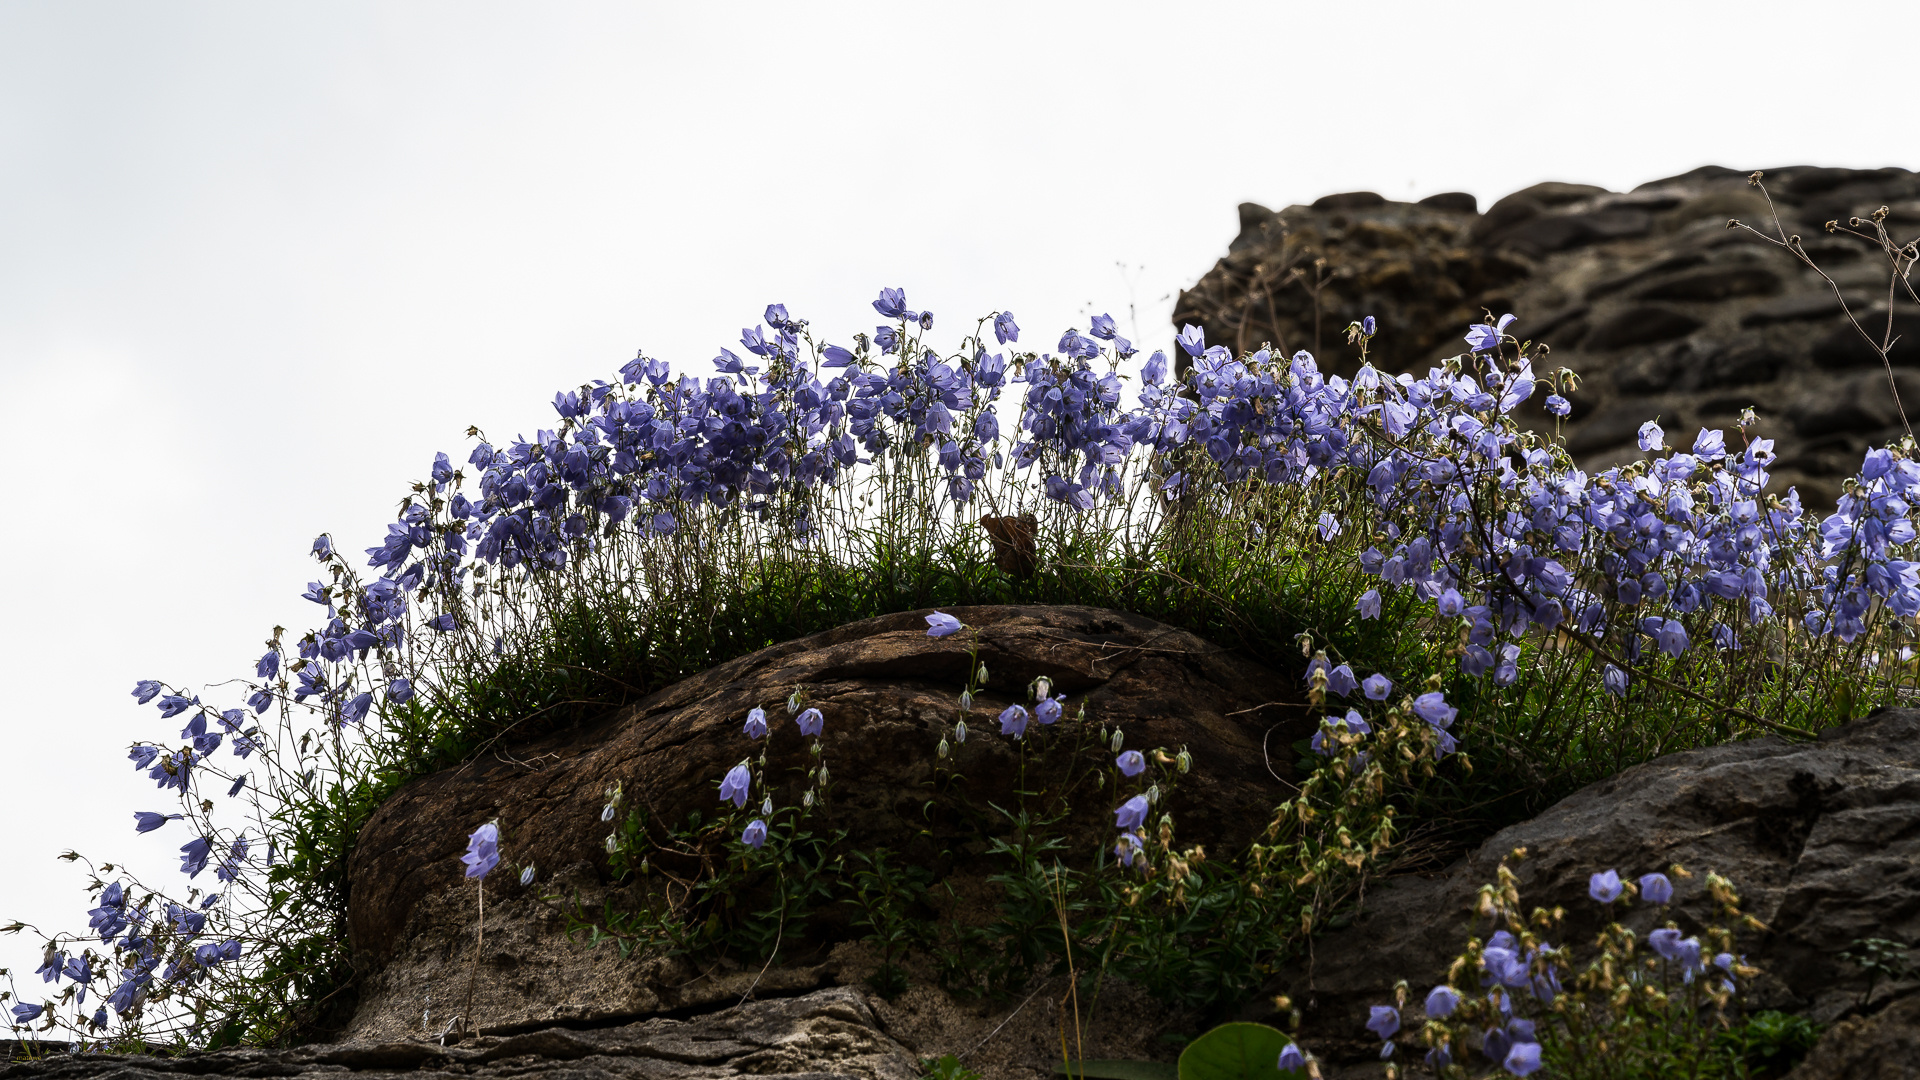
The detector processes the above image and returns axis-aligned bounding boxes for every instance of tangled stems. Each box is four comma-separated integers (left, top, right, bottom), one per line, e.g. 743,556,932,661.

1379,853,1763,1079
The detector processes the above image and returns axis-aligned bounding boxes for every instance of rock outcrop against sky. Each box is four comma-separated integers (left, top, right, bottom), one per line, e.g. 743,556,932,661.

1176,166,1920,507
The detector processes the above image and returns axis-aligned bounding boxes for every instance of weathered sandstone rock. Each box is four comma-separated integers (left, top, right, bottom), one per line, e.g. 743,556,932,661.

344,606,1305,1042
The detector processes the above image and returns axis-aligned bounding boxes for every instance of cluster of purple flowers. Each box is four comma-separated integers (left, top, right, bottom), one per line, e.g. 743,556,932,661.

88,290,1914,1040
1363,864,1750,1073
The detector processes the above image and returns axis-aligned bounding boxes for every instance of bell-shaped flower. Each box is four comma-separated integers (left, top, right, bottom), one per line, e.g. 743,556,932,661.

1464,313,1516,352
179,836,213,879
1412,691,1456,729
1504,1040,1543,1076
1116,750,1146,777
743,708,769,739
134,812,182,834
993,310,1020,344
1362,674,1392,701
1114,794,1149,831
1639,872,1673,904
719,764,752,809
461,822,500,880
742,819,768,849
1035,696,1063,724
1424,984,1460,1018
1326,664,1358,697
1366,1004,1400,1039
1589,869,1624,903
796,708,824,736
1357,589,1382,619
1277,1043,1305,1072
924,611,964,638
1176,323,1207,358
998,704,1030,739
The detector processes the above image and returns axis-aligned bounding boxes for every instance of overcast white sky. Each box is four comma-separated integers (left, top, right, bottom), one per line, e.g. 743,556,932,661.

2,0,1912,1012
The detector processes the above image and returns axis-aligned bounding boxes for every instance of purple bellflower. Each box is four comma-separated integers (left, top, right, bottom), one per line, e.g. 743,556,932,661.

719,764,751,809
1367,1004,1400,1040
461,822,500,880
1114,794,1149,831
925,611,964,637
1639,872,1674,904
179,837,213,879
1465,313,1516,352
1589,869,1624,903
1116,750,1146,777
134,812,181,834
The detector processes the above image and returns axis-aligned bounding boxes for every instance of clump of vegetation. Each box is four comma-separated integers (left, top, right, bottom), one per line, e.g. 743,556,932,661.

7,206,1916,1058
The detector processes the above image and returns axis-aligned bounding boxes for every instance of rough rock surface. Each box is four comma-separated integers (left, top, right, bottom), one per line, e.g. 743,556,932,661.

2,988,919,1080
1248,706,1920,1067
1177,166,1920,506
346,606,1304,1043
1781,991,1920,1080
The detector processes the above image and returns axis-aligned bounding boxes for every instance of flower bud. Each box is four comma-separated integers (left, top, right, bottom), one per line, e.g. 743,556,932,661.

938,738,950,759
955,719,968,743
1147,783,1161,805
1110,728,1124,753
1176,749,1191,774
519,865,536,886
817,764,830,787
977,664,989,685
1033,676,1051,699
604,833,618,853
958,691,973,711
761,796,773,815
601,803,616,822
803,790,815,808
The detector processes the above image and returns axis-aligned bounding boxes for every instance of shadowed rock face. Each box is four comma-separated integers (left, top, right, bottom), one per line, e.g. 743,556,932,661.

1248,707,1920,1068
344,606,1305,1041
1,988,920,1080
1180,166,1920,507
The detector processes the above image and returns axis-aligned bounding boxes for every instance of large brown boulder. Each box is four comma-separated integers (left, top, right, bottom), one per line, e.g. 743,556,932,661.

343,606,1305,1041
1180,166,1920,507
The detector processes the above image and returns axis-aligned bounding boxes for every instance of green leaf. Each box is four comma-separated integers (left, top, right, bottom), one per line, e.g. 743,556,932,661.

1176,1023,1295,1080
1055,1059,1178,1080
